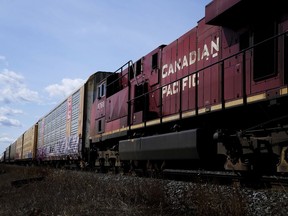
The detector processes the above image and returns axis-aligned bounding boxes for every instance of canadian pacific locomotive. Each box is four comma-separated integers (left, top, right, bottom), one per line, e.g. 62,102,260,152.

2,0,288,175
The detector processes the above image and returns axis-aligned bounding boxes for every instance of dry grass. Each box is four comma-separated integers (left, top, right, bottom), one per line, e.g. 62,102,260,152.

0,164,247,216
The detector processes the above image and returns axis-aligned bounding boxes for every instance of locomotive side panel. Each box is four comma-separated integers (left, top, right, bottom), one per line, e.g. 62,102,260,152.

221,27,244,103
130,46,164,125
196,19,221,113
179,30,196,113
88,72,113,143
143,47,163,117
161,40,179,117
104,67,129,134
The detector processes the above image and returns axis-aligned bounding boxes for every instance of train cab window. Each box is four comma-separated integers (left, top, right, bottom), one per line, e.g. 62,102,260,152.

152,53,158,69
129,59,142,80
129,64,135,80
253,21,277,80
98,120,102,133
135,59,142,76
97,82,106,99
240,31,250,51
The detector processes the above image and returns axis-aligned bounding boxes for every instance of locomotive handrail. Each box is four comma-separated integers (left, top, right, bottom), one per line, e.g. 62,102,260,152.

106,60,132,88
128,31,287,124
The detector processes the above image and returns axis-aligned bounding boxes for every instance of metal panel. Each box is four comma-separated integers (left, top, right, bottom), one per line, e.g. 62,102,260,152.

87,72,114,147
5,146,10,162
119,129,200,160
106,88,128,122
205,0,242,25
23,124,38,160
15,135,23,160
36,87,83,160
5,142,15,162
71,90,80,135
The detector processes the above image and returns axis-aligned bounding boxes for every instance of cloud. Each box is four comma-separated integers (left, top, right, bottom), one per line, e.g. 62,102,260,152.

0,107,23,116
0,107,23,128
45,78,85,98
0,69,40,103
0,115,22,127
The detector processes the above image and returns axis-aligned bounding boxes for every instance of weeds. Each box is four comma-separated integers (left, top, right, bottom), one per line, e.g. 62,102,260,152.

0,164,247,216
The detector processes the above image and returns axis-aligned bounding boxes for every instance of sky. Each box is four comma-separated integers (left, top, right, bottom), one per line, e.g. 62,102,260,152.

0,0,211,155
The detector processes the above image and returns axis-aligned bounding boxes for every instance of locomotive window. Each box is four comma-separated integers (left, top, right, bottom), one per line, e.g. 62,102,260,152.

98,120,102,133
253,20,277,80
97,82,106,99
240,31,249,51
129,65,134,80
152,53,158,69
129,60,141,79
135,59,142,76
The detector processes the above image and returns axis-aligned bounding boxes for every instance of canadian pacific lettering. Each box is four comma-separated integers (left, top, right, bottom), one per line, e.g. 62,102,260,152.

162,37,219,98
162,74,199,98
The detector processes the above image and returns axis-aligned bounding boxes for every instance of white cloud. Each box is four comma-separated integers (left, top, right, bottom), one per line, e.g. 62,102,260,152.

0,69,40,103
0,107,23,116
0,115,22,127
45,78,85,98
0,106,23,127
0,69,23,83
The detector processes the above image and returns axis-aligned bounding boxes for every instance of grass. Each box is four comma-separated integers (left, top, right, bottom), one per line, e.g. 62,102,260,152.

0,164,248,216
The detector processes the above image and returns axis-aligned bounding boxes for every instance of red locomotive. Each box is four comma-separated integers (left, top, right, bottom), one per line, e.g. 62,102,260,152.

3,0,288,175
89,0,288,174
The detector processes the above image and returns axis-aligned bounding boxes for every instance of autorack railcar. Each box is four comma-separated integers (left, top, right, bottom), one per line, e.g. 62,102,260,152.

3,71,111,167
35,71,111,167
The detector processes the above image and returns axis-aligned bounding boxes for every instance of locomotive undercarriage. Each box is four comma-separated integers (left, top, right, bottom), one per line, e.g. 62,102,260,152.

214,97,288,175
95,149,121,173
215,128,286,174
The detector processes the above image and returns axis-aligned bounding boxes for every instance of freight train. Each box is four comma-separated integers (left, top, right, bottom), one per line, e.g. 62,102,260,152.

2,0,288,175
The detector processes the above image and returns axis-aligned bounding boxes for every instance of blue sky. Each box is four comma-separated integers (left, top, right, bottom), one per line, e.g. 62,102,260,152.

0,0,211,155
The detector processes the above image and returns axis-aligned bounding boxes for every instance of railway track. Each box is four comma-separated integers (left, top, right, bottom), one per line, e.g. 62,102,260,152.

162,169,288,189
3,163,288,190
